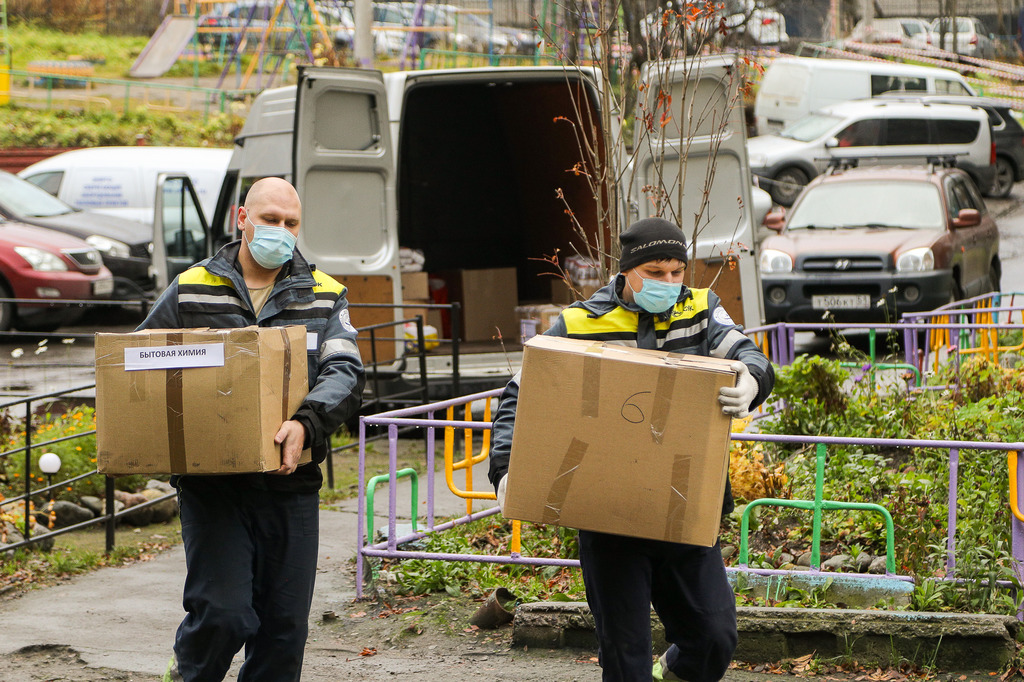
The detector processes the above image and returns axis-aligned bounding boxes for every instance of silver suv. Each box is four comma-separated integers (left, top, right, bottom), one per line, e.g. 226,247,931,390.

748,99,996,205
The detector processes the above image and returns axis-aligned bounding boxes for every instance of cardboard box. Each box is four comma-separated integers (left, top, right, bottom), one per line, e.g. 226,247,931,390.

503,336,738,546
401,271,430,300
95,326,310,475
515,304,565,344
437,268,519,342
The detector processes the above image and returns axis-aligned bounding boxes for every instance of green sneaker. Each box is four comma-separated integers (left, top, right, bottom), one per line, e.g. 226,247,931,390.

652,653,682,681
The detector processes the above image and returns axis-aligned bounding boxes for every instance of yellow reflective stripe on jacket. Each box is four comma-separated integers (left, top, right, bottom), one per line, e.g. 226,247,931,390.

178,266,233,289
562,288,712,336
311,269,345,296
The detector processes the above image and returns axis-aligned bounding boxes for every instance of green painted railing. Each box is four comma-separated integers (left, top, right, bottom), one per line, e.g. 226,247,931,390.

365,467,419,543
738,443,898,574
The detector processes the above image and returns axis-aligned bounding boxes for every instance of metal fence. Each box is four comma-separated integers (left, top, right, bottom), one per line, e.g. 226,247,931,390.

354,387,1024,608
0,308,450,553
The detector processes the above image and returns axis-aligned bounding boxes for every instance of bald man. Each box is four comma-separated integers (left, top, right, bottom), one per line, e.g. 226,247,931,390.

139,177,365,681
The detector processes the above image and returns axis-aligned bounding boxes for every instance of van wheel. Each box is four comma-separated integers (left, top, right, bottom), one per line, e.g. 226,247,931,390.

990,157,1015,198
0,282,14,332
769,167,809,206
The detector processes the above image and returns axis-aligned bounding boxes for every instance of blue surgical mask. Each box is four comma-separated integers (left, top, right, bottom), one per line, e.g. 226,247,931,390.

628,269,682,313
245,217,296,269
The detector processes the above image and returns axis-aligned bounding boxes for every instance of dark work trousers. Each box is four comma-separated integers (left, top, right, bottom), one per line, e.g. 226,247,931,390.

578,530,737,682
174,478,320,682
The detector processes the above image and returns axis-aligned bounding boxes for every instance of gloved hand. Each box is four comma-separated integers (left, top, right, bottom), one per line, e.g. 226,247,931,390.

719,362,757,419
497,474,508,514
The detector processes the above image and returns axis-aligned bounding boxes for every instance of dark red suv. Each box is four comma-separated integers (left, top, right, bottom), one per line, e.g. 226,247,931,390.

759,164,1000,324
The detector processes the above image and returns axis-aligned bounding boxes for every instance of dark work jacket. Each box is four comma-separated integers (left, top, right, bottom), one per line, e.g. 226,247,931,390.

488,276,775,516
137,241,365,493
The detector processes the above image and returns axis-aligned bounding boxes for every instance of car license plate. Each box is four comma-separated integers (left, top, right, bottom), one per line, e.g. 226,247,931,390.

93,278,114,297
812,294,870,310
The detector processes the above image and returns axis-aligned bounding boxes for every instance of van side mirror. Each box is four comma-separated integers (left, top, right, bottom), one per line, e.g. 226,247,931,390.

953,208,981,228
764,210,786,231
824,137,839,149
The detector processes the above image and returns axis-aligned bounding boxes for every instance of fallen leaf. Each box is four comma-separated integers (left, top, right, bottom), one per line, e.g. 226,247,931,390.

359,647,377,657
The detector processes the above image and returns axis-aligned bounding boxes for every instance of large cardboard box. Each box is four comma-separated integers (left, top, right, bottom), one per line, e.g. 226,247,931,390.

503,336,738,546
401,271,430,300
95,326,310,475
437,268,519,342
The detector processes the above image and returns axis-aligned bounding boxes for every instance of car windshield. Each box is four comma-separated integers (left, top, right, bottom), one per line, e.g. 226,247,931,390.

901,21,925,35
932,18,972,32
787,181,945,230
0,171,76,218
779,114,842,142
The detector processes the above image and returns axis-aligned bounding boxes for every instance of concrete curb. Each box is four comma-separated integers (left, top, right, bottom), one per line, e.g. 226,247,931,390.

512,602,1018,672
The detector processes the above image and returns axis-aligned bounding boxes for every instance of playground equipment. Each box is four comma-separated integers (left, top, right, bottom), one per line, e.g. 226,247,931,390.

133,0,340,88
0,0,10,104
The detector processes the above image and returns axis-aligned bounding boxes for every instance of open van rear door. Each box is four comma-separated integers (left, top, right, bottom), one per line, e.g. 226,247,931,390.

292,67,399,359
627,55,763,327
152,173,211,292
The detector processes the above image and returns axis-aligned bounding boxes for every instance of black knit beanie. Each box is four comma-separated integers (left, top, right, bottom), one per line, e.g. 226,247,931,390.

617,218,688,273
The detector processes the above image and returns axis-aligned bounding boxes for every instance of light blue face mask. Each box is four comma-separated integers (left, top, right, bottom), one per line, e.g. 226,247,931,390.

629,269,682,313
245,217,296,269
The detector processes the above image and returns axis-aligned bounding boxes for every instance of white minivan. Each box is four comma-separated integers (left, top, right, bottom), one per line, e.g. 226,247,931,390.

19,146,231,224
754,57,976,136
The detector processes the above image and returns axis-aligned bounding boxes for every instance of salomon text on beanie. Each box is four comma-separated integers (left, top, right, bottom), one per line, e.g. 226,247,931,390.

618,218,688,272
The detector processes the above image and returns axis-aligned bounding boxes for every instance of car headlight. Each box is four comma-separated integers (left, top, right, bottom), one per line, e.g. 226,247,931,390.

896,247,935,272
86,235,131,258
13,246,68,272
760,248,793,274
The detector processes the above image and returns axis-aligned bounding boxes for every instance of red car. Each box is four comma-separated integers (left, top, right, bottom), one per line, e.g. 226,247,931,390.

0,218,114,331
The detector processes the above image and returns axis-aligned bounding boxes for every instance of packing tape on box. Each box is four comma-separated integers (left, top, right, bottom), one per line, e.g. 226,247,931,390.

581,346,603,418
664,454,692,540
280,327,292,424
165,332,187,473
649,366,676,445
542,437,588,525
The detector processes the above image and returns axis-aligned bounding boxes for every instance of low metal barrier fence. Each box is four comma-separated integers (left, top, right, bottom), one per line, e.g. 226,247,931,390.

0,67,259,117
355,389,1024,601
0,311,445,553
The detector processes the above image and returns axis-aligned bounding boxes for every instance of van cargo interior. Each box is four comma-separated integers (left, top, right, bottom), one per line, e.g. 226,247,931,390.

397,76,606,347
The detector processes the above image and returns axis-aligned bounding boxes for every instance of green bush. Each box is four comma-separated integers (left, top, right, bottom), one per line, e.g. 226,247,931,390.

0,105,241,147
754,355,1024,614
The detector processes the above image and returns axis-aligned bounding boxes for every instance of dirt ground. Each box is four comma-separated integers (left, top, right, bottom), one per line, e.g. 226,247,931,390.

0,584,1005,682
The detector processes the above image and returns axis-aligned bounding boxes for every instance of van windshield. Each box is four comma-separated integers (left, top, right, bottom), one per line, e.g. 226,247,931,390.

779,114,842,142
0,171,76,218
788,181,945,230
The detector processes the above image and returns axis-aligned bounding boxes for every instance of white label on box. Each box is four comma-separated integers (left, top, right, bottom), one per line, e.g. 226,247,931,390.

124,343,226,371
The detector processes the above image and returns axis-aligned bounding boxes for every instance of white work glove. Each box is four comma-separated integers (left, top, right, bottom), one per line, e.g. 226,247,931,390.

719,362,757,419
497,474,508,514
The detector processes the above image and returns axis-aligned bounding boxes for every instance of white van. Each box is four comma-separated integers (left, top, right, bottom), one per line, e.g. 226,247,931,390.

754,57,976,136
19,146,231,224
152,60,763,391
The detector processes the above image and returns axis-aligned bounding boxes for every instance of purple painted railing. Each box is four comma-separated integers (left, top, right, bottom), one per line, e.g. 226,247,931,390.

354,391,1024,600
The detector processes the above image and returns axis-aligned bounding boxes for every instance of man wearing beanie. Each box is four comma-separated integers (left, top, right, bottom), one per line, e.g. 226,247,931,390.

488,217,774,681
